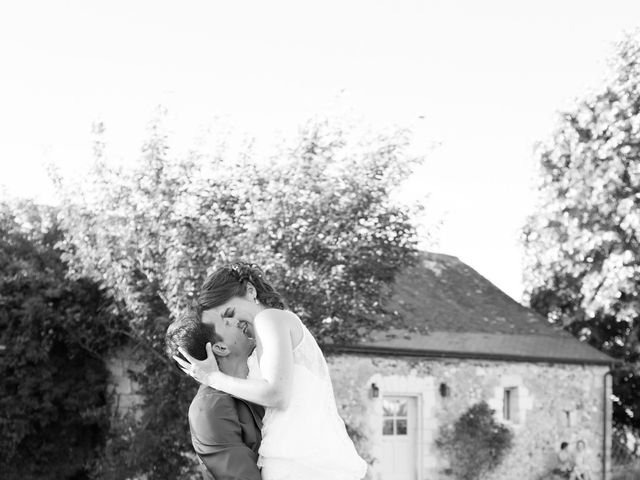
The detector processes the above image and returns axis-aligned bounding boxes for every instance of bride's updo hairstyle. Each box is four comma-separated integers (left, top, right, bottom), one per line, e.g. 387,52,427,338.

198,261,287,311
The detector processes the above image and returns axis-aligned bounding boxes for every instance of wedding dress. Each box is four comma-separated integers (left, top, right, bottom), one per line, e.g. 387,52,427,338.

247,317,367,480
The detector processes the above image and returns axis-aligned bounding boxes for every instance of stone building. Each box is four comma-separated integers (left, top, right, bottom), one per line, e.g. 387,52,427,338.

327,252,614,480
107,252,613,479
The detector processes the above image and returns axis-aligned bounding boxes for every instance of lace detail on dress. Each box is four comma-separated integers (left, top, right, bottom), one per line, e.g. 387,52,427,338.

292,324,331,382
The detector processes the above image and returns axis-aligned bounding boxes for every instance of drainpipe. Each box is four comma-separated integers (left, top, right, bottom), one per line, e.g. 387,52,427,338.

602,368,613,480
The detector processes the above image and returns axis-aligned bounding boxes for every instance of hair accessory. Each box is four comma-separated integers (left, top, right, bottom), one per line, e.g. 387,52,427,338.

229,262,264,284
229,263,252,283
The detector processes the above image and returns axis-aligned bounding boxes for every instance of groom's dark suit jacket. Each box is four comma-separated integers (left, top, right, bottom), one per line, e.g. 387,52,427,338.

189,384,264,480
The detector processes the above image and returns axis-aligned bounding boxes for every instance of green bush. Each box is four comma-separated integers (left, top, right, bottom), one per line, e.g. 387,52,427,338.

95,339,201,479
0,201,127,479
436,401,514,480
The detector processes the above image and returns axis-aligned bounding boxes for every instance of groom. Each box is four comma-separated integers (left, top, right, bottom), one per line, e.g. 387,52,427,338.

165,312,264,480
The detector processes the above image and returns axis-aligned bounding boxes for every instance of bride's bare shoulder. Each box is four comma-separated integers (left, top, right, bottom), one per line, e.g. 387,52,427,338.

254,310,303,344
255,308,300,325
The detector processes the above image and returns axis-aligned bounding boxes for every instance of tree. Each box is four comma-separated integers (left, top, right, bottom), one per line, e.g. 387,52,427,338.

523,31,640,438
52,113,428,477
0,199,126,479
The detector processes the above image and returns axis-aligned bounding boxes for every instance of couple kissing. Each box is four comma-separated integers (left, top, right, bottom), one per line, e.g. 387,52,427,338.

165,262,367,480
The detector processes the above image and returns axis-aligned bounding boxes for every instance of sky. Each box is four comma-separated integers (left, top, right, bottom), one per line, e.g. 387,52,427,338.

1,0,639,301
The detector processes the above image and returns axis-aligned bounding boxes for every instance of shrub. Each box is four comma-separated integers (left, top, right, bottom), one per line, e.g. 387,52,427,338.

436,401,514,480
0,200,127,479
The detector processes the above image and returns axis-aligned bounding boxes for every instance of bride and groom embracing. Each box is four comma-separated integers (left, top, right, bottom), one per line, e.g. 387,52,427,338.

165,262,368,480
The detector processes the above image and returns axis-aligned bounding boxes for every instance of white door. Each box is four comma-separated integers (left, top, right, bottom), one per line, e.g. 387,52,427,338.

380,395,418,480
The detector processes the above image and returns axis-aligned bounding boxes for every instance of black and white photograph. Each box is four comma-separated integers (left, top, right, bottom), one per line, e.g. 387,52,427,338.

1,1,640,479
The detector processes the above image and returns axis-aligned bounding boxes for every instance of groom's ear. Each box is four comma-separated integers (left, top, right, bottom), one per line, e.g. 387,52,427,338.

211,342,230,357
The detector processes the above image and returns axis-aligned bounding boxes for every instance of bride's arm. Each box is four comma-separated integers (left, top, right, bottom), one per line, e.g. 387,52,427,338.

176,310,294,409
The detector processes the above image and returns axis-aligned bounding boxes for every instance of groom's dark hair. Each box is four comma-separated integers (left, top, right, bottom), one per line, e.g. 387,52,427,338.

165,309,223,369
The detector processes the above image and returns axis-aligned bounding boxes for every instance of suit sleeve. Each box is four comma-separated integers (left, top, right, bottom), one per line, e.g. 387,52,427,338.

190,394,262,480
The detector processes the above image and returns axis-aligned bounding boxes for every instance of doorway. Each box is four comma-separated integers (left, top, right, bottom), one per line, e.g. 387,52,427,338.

380,395,418,480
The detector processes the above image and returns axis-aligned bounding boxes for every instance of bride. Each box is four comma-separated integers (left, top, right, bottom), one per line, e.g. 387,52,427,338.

175,262,367,480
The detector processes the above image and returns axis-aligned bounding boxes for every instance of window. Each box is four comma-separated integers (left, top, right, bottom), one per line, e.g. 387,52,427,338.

382,398,409,435
503,387,519,423
564,410,572,427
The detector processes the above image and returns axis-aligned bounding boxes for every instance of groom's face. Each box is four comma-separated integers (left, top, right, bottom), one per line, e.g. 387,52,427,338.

202,309,255,357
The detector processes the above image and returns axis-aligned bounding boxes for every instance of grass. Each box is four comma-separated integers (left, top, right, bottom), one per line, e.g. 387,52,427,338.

611,462,640,480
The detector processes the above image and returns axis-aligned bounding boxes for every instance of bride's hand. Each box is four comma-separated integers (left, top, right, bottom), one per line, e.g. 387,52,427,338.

173,343,223,387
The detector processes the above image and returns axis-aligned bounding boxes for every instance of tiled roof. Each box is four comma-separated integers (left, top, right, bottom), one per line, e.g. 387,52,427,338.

343,252,613,365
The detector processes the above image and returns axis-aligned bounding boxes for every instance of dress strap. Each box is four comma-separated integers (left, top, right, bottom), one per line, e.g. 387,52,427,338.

292,321,306,352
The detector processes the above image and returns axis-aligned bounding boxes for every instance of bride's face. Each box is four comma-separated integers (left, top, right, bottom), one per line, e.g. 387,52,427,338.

201,302,256,354
207,292,262,339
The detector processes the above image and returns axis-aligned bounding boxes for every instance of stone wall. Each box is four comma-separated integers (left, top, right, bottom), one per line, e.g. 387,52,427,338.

104,347,611,480
105,346,145,418
328,354,611,480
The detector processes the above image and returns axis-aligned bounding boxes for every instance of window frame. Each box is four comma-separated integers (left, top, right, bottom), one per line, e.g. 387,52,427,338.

382,397,410,436
503,386,519,423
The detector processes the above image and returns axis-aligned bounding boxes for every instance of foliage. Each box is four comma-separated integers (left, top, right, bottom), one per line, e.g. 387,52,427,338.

436,402,514,480
522,31,640,436
55,116,425,342
0,199,127,479
344,421,374,466
89,371,200,480
52,114,427,478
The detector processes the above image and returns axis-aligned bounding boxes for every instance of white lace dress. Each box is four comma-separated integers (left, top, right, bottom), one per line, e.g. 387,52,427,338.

247,318,368,480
